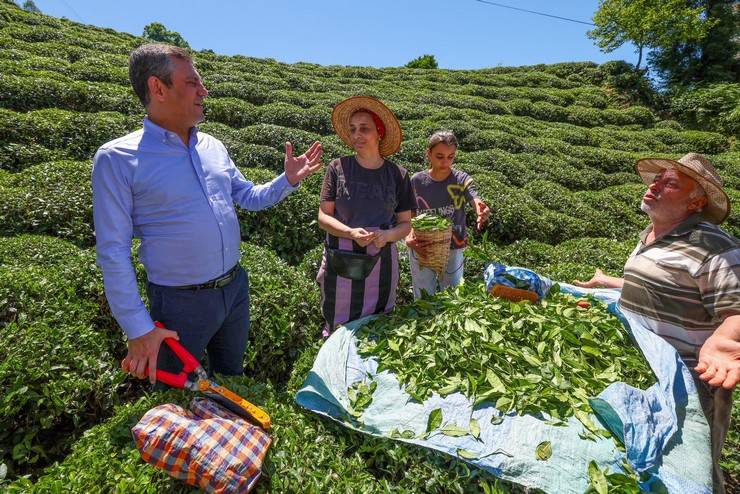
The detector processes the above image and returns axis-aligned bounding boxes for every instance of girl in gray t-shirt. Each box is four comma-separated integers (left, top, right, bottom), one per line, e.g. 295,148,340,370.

405,131,490,299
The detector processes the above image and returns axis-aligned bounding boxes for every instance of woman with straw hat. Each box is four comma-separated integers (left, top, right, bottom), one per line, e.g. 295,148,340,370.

316,96,415,335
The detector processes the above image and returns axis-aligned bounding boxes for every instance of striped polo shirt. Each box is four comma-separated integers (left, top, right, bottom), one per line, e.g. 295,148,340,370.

619,214,740,364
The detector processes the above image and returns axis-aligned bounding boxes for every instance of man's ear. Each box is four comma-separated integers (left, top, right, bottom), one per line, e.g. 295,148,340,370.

147,75,165,103
688,194,708,213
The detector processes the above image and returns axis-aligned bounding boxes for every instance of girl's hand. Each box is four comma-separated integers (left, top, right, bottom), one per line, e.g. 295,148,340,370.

406,231,431,256
350,228,376,247
405,231,417,250
474,199,490,230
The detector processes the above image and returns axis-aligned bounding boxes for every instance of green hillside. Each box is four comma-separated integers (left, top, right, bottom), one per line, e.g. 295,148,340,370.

0,1,737,492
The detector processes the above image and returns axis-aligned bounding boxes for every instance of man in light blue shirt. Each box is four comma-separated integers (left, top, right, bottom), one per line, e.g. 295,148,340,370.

92,43,323,384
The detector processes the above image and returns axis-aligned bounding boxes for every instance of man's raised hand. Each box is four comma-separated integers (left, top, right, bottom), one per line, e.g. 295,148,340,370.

284,141,323,186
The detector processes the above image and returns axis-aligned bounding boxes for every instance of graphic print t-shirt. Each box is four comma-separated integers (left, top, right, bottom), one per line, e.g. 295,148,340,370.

320,157,415,229
411,169,478,249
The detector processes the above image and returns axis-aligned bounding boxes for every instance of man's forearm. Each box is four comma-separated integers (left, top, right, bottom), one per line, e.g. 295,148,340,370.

605,276,625,289
234,173,296,211
97,248,154,339
715,313,740,340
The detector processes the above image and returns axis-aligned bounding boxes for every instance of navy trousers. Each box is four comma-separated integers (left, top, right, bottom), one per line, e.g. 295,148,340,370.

146,265,250,379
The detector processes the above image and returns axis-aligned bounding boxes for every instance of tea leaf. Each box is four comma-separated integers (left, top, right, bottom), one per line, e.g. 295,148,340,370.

588,461,608,494
426,408,443,434
535,441,552,461
457,448,479,460
470,418,481,440
440,424,470,437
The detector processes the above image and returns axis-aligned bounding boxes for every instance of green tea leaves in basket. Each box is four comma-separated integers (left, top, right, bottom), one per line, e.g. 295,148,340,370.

411,213,451,231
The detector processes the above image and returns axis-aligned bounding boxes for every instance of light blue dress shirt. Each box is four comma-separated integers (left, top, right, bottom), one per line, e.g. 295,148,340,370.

92,118,296,339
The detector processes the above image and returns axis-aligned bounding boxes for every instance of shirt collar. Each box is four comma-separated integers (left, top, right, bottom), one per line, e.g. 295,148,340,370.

639,214,703,244
143,117,199,146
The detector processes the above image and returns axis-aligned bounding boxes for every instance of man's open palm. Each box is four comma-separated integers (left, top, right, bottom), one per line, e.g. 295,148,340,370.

696,332,740,390
284,141,323,186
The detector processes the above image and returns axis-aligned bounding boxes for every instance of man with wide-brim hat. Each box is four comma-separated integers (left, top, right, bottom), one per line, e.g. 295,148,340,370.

316,96,415,336
575,152,739,492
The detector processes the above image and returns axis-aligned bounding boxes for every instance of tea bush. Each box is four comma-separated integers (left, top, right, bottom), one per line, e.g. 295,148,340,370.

0,236,126,478
0,160,94,245
240,243,323,382
0,1,738,489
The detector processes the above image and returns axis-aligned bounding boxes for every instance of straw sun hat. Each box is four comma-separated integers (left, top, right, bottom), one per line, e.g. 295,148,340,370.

636,152,731,224
332,96,403,157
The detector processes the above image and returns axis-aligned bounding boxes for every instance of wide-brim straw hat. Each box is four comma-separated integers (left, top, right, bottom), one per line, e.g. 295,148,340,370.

636,152,730,224
332,96,403,157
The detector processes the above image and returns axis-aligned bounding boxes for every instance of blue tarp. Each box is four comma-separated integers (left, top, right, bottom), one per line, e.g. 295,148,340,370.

296,281,712,493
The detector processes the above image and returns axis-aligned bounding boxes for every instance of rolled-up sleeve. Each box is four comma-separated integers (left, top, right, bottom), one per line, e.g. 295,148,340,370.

92,147,154,339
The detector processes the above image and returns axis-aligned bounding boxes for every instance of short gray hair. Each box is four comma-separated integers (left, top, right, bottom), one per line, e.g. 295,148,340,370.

427,130,458,150
129,43,192,107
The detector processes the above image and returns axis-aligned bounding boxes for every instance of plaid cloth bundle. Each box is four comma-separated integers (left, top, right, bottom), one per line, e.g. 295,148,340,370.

132,397,271,493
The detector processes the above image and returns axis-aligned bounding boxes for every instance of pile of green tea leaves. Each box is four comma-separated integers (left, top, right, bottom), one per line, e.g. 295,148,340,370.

356,281,654,424
411,213,452,231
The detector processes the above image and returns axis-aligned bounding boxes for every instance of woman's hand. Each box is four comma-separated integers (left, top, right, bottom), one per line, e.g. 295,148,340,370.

350,228,376,247
373,230,390,249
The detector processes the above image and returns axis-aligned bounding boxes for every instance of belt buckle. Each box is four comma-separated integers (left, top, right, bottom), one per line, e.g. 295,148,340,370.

213,271,233,289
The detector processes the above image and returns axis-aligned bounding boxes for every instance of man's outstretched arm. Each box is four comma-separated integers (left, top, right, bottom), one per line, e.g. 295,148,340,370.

573,268,624,289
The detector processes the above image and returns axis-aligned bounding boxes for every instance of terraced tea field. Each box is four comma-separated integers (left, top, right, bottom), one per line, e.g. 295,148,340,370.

0,1,737,492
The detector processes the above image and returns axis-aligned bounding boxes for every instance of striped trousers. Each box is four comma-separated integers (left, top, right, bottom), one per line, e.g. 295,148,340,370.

317,231,399,335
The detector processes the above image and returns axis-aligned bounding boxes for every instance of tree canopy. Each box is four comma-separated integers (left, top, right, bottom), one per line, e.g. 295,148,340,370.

21,0,40,13
650,0,739,85
142,22,190,49
588,0,712,71
589,0,738,85
405,54,438,69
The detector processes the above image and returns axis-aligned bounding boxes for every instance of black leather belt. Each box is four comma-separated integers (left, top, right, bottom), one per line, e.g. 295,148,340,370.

174,264,240,290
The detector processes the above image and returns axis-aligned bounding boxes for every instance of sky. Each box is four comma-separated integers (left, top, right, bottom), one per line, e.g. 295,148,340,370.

30,0,639,70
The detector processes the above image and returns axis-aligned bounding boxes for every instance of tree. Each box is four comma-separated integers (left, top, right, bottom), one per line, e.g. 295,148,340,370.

588,0,713,71
21,0,41,13
142,22,190,49
650,0,739,85
405,54,438,69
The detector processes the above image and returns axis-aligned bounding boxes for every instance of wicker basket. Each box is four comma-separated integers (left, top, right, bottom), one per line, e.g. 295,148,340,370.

413,226,452,276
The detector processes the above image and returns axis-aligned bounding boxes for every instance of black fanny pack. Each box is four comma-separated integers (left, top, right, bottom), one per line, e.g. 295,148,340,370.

326,247,386,281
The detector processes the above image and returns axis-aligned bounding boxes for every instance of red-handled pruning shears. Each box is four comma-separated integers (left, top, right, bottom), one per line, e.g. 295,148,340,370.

146,322,272,430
